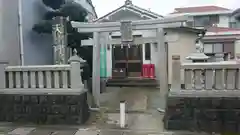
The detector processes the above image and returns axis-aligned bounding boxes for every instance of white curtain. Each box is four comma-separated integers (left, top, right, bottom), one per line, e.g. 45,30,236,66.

204,43,224,53
204,44,213,53
213,43,223,53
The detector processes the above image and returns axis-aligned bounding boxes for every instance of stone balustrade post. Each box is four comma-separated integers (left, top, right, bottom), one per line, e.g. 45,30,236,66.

171,55,181,91
68,51,86,92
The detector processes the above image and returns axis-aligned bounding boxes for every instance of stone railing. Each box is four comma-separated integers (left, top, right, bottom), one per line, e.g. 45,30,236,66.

0,55,86,95
170,55,240,97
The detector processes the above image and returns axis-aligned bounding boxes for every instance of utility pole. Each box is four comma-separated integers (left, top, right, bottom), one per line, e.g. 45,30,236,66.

52,16,70,64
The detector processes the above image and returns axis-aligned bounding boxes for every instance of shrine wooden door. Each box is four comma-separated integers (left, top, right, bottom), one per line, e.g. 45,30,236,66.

112,45,142,78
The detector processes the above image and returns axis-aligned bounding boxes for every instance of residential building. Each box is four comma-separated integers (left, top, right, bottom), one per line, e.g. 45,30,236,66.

0,0,97,66
169,6,240,59
170,6,233,28
230,8,240,28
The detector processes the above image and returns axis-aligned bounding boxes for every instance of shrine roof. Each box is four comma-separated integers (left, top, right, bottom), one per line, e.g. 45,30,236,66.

94,0,163,22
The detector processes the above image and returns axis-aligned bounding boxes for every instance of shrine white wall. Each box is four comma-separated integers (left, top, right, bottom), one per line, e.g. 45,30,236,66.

167,30,198,84
143,29,197,83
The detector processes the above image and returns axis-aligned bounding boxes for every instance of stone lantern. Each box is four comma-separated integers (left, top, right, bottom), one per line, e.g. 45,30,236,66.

186,35,209,63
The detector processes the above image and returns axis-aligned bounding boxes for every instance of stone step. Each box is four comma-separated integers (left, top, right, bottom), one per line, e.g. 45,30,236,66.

107,83,158,87
1,127,212,135
74,129,174,135
107,78,158,87
0,127,176,135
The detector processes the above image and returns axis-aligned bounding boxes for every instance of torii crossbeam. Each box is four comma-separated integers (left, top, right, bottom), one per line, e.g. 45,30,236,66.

71,15,191,107
71,16,189,33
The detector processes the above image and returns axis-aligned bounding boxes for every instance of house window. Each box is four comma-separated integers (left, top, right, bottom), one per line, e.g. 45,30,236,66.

229,22,237,28
204,43,223,53
204,44,213,53
209,15,219,24
145,43,151,60
111,36,121,39
194,15,219,27
213,43,223,53
229,22,240,28
133,35,142,38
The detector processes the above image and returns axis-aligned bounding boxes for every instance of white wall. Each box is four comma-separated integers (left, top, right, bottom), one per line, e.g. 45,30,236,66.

0,0,21,65
218,15,230,27
0,0,3,61
142,30,156,64
0,0,53,66
22,0,53,65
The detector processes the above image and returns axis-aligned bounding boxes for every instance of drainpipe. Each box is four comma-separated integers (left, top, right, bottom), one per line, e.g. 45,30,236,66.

18,0,24,65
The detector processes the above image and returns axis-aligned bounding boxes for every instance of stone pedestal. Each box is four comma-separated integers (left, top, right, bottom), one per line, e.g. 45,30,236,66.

215,53,224,62
186,37,209,62
186,52,209,62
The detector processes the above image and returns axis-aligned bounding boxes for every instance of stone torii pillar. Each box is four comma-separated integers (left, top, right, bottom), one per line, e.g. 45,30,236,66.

71,16,191,108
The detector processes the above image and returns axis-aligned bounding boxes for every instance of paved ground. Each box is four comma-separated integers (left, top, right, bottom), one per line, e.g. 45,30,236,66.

0,87,208,135
96,87,165,130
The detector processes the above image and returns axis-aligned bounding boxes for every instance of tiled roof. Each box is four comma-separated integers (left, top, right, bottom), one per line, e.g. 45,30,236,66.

95,1,163,22
171,6,230,14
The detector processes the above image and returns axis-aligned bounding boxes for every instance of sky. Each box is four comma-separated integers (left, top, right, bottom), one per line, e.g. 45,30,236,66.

91,0,239,17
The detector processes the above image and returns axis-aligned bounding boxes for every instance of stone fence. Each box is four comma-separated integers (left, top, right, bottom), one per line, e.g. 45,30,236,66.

170,55,240,97
165,55,240,133
0,54,86,95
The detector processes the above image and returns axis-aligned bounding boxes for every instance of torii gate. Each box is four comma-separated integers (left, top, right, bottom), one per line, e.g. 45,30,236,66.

71,16,190,107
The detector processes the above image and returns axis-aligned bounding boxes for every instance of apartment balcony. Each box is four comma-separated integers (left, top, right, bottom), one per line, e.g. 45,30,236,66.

185,21,216,29
65,0,97,21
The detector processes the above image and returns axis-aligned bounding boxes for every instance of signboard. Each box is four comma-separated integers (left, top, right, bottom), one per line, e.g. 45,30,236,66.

121,21,133,43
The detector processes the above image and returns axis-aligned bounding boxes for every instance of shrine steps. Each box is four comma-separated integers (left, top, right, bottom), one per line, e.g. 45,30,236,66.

106,78,158,87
